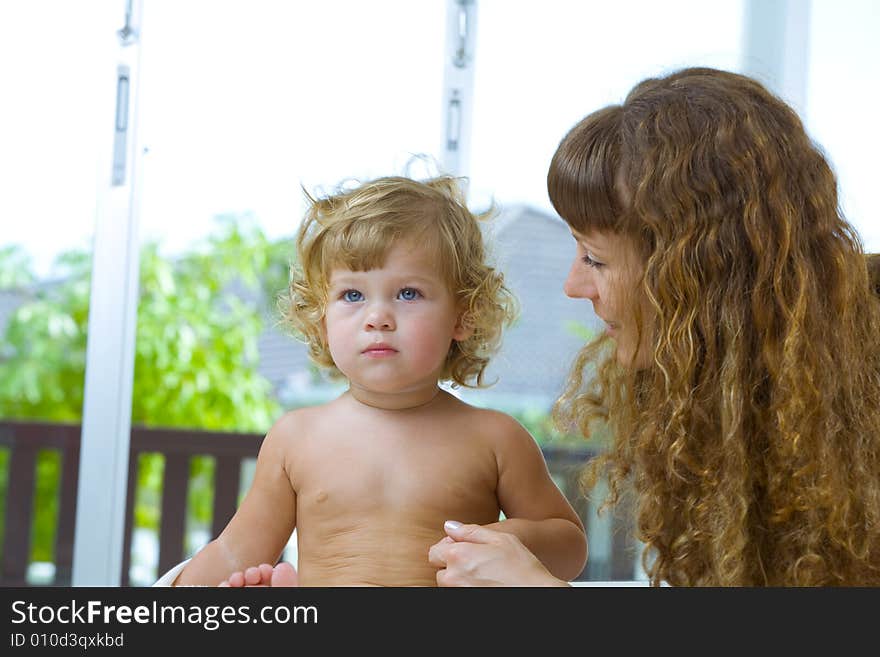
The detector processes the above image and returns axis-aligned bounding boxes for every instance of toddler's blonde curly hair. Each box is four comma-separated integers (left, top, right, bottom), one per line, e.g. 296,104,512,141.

282,175,518,388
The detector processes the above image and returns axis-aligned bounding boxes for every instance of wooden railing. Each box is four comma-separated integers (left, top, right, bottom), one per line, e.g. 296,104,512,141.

0,420,636,586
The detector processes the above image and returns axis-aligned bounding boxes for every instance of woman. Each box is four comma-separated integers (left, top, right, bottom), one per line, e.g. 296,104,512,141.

430,67,880,586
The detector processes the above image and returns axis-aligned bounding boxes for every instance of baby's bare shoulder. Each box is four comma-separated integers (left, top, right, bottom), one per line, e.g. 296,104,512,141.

457,407,548,475
263,401,339,448
262,402,343,476
450,401,532,445
267,407,313,439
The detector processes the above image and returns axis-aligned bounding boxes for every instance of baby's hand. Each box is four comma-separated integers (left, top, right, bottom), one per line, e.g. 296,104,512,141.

218,562,298,587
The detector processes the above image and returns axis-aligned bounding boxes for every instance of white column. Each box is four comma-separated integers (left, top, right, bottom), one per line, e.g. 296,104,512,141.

72,0,145,586
440,0,479,181
741,0,812,118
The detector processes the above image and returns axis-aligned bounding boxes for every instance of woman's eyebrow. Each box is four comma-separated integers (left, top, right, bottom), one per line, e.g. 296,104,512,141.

569,229,602,250
577,238,606,256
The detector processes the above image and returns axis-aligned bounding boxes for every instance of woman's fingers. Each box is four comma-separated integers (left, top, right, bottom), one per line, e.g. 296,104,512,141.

430,522,507,570
428,535,455,567
443,520,504,545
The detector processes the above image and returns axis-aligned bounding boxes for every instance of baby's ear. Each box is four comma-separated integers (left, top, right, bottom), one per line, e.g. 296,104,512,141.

453,310,474,342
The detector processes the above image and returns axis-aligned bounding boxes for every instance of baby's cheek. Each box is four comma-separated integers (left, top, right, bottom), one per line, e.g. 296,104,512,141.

410,327,453,364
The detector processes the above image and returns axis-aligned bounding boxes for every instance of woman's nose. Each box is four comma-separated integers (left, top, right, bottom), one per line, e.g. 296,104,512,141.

563,260,597,300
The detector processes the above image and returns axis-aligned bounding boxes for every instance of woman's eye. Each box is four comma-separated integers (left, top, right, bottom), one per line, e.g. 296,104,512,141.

398,287,421,301
582,251,605,269
342,289,363,302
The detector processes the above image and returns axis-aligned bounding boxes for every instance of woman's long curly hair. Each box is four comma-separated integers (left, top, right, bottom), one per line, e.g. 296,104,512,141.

549,67,880,585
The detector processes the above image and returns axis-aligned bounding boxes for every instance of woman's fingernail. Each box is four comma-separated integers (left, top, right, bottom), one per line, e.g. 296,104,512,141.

445,520,463,530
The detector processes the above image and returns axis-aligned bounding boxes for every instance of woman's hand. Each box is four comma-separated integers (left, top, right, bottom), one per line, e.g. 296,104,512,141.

428,521,569,587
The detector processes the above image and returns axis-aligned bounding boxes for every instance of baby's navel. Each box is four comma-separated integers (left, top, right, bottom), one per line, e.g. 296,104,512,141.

315,491,328,503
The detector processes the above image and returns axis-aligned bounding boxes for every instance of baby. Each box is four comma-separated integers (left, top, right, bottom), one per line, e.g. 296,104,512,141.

172,175,588,586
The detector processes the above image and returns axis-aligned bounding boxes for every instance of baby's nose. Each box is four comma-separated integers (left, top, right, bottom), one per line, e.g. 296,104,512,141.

365,305,395,330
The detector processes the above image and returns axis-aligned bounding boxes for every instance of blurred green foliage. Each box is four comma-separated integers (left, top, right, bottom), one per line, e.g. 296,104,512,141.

508,317,607,452
509,406,601,450
0,215,292,562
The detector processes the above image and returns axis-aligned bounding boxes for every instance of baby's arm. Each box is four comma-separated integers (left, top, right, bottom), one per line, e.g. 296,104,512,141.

173,416,298,586
486,412,588,582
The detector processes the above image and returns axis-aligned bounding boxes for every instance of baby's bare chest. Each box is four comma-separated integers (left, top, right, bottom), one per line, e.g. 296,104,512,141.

289,425,499,519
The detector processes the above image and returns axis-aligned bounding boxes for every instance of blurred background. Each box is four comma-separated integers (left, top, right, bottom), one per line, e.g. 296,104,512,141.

1,0,877,586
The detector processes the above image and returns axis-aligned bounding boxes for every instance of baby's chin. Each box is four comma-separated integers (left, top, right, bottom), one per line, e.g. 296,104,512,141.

352,382,434,396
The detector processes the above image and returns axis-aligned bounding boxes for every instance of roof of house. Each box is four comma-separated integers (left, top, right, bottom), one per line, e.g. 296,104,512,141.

0,291,19,331
458,204,600,411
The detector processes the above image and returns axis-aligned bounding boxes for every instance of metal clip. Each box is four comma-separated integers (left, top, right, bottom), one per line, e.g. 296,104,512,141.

117,0,139,46
446,90,462,151
452,0,472,68
112,66,130,186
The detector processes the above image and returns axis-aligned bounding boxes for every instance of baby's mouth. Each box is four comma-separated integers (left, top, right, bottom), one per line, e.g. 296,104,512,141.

362,343,398,355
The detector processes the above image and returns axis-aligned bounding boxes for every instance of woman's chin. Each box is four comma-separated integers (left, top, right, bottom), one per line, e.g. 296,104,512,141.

616,348,651,371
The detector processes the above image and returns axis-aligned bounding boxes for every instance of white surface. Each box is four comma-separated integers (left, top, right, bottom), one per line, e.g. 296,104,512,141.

72,0,145,586
152,559,191,587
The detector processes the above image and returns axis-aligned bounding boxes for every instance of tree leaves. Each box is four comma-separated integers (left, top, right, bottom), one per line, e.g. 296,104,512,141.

0,216,295,559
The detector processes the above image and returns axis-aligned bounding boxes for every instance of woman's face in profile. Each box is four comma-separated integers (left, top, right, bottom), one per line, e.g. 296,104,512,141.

564,228,653,369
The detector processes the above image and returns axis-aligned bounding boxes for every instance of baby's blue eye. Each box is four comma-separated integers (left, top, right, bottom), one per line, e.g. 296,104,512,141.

343,289,363,302
398,288,421,301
